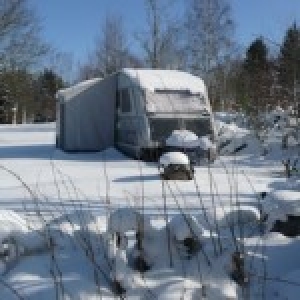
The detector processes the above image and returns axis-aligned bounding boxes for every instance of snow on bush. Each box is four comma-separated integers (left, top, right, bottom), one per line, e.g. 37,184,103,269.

107,208,151,234
165,129,216,151
218,206,262,228
166,130,199,148
168,214,203,241
159,151,190,169
216,120,251,155
0,210,47,274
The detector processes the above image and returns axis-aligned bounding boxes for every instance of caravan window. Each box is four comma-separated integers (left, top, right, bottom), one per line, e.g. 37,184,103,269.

120,88,132,113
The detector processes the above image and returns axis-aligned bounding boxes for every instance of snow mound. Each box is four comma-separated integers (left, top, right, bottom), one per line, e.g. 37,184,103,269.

166,130,199,148
165,130,215,151
0,210,47,275
0,210,29,243
269,190,300,216
159,151,190,168
156,278,202,300
107,208,151,233
218,206,262,229
198,136,215,151
168,214,203,241
216,120,253,155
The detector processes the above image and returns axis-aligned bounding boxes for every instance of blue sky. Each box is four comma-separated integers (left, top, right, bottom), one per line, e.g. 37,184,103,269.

30,0,300,65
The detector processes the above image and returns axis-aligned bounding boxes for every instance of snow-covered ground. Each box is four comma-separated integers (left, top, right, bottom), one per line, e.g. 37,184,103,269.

0,121,299,299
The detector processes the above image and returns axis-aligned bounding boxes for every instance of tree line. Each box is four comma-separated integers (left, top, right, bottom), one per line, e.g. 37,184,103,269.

0,0,66,124
1,0,300,124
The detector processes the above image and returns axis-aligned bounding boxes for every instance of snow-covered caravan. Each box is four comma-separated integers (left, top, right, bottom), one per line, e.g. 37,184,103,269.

56,76,117,151
56,68,215,158
116,69,215,158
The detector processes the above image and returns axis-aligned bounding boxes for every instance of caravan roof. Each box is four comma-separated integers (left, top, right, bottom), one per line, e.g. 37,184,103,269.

121,69,207,95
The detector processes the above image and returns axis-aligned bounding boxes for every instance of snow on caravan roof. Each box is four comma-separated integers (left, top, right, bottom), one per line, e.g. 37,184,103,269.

56,77,102,102
122,68,206,94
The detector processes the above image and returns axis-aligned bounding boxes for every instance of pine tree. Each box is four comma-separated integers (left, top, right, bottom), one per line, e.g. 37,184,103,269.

278,23,300,108
243,37,272,115
34,69,64,122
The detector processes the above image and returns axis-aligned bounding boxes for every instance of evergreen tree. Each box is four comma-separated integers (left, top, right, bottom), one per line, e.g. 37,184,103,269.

0,75,10,123
278,23,300,107
245,38,268,72
34,69,64,122
243,37,272,114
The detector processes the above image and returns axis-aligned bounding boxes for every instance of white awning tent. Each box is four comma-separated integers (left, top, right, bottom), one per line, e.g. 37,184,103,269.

56,75,117,151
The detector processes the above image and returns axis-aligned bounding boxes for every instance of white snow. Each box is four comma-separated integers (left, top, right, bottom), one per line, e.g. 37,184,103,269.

159,151,190,168
122,68,207,94
0,116,299,299
166,130,200,148
165,129,215,151
168,214,203,241
107,207,151,233
56,77,102,102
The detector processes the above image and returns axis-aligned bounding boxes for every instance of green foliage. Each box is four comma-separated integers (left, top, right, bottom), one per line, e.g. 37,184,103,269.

278,23,300,92
0,68,64,124
244,37,268,73
34,69,65,122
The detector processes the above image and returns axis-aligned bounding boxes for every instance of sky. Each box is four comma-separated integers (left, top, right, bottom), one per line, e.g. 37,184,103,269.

29,0,300,69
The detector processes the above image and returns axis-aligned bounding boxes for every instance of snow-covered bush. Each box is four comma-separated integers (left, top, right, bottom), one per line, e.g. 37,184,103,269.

0,210,48,274
216,121,251,155
159,151,194,180
167,214,203,257
165,130,217,163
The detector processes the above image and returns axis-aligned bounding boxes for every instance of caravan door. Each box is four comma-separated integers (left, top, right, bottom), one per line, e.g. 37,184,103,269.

116,87,143,156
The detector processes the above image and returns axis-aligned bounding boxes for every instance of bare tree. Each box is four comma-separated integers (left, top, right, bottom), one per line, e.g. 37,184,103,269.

0,0,48,69
78,14,138,80
185,0,234,80
137,0,184,69
47,50,75,85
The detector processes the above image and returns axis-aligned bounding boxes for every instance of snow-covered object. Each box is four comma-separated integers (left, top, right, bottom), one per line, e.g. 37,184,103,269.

0,210,47,275
107,208,151,234
283,128,299,147
0,210,29,243
268,190,300,217
166,130,199,148
168,214,203,241
218,206,262,230
198,136,216,151
199,205,268,235
165,130,215,151
216,121,252,155
0,210,45,250
56,78,102,102
123,68,207,95
110,249,136,291
205,279,238,299
159,152,190,169
156,278,202,300
265,106,288,126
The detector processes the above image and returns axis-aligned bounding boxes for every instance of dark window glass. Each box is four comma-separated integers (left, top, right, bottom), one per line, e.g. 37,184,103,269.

120,89,131,113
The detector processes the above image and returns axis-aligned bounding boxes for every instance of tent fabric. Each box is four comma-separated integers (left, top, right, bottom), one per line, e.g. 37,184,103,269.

57,74,117,151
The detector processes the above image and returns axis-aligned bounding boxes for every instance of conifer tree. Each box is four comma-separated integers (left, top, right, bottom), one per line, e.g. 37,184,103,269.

243,37,272,115
278,23,300,108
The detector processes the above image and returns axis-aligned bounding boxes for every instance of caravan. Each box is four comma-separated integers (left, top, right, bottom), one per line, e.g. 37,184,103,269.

56,68,215,160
